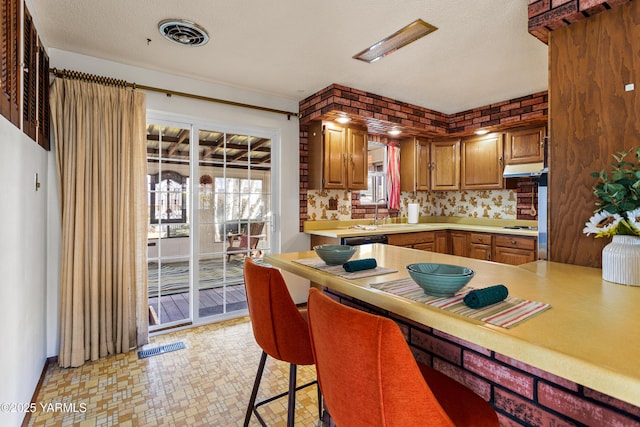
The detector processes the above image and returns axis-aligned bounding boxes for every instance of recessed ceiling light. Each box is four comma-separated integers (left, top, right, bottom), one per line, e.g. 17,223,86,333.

388,129,402,136
353,19,438,63
475,129,489,135
336,116,350,124
158,19,209,47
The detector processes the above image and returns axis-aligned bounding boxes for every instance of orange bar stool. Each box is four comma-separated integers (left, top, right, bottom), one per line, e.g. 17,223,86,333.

307,288,499,427
242,258,321,427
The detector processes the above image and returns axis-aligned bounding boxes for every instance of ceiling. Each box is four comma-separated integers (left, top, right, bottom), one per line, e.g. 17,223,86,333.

146,125,272,171
30,0,548,114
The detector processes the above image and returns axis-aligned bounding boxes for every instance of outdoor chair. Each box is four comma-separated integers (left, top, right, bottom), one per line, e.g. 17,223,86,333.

227,222,265,261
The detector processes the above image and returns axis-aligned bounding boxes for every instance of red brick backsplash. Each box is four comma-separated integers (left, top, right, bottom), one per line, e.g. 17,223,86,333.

528,0,631,43
323,288,640,427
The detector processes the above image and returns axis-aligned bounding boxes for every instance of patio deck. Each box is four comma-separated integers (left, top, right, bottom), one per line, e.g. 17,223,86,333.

149,284,247,325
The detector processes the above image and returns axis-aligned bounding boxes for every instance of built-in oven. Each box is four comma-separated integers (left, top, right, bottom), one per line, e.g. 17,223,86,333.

341,234,388,246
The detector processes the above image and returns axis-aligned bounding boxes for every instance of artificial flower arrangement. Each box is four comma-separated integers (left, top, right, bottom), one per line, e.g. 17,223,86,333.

583,147,640,238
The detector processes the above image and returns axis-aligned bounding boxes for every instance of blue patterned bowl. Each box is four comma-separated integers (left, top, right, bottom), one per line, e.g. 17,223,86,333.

406,263,475,297
314,245,356,266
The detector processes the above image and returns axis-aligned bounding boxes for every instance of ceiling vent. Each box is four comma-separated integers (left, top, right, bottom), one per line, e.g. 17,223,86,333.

158,19,209,47
353,19,437,63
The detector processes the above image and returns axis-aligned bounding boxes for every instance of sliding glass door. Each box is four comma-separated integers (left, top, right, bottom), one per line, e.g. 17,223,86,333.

146,115,274,329
147,123,192,327
197,130,271,318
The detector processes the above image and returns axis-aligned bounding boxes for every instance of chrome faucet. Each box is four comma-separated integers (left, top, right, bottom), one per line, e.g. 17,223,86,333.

374,198,387,225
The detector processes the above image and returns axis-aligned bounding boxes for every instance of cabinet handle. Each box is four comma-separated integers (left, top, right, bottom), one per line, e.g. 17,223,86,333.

478,237,483,242
511,240,517,245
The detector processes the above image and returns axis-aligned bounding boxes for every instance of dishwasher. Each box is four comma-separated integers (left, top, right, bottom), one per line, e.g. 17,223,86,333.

341,234,388,246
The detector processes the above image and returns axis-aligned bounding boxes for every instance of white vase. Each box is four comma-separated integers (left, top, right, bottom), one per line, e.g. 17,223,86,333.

602,235,640,286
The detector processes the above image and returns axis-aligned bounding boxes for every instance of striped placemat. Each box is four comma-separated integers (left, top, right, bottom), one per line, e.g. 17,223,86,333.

371,278,551,328
293,257,397,279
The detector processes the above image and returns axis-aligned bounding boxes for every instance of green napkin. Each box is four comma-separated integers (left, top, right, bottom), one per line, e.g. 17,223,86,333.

463,284,508,309
343,258,377,272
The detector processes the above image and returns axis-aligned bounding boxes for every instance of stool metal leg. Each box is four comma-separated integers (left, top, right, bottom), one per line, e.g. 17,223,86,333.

244,351,268,427
287,364,297,427
245,352,318,426
317,385,323,421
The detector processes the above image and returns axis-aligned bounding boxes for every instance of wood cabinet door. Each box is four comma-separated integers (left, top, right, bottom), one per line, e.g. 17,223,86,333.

387,231,434,247
322,125,347,189
469,243,492,261
505,126,546,165
416,137,430,190
434,230,450,254
399,137,416,192
346,127,368,190
461,133,504,190
400,137,430,191
431,139,460,190
414,242,435,252
493,246,535,265
450,231,469,257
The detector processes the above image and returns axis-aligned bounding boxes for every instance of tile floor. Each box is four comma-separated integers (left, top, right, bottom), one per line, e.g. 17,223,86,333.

28,317,322,427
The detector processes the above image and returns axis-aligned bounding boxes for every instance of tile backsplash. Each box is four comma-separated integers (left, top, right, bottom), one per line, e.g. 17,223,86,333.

306,189,353,221
307,189,519,221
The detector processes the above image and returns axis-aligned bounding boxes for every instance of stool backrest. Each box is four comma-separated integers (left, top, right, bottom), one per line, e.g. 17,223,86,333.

243,258,314,365
307,288,455,427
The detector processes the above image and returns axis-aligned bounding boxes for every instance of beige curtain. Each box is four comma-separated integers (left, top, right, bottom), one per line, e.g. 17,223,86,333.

50,78,149,368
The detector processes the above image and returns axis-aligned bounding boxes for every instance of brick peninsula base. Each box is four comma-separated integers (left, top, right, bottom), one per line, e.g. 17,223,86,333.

321,287,640,426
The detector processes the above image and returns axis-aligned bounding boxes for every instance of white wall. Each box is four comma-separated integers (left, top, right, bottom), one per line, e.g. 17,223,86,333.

0,116,49,427
46,50,311,352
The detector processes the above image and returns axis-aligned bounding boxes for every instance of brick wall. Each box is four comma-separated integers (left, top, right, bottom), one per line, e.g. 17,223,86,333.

528,0,631,43
298,85,548,231
324,288,640,426
448,93,548,134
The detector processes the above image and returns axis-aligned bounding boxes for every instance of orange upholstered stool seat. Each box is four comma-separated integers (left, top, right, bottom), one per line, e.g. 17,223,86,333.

307,288,499,427
242,258,320,427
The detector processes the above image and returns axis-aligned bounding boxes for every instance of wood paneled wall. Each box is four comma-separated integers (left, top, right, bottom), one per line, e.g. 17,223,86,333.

549,1,640,266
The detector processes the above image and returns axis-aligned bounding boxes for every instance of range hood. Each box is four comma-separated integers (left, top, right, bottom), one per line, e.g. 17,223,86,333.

503,162,546,178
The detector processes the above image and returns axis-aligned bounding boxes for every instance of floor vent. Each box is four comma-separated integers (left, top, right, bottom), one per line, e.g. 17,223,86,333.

138,342,186,359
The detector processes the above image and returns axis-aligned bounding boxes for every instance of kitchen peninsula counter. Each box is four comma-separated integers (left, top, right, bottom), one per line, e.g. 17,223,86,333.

265,244,640,409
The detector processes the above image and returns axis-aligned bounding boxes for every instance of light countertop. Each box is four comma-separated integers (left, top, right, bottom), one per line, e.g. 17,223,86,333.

304,217,538,238
265,244,640,407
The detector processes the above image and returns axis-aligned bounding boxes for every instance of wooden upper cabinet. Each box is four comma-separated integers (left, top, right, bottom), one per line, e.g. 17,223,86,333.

461,133,504,190
504,126,546,165
322,125,347,189
346,127,368,190
431,139,460,190
400,137,430,191
307,121,367,190
0,0,19,127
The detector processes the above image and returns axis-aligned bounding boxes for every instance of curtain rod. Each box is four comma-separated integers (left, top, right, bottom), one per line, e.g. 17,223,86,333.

49,68,300,120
